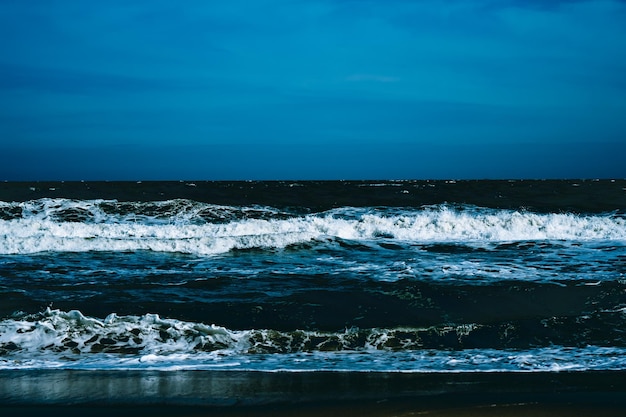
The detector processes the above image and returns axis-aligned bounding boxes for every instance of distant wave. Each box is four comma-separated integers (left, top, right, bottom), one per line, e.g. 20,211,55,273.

0,199,624,255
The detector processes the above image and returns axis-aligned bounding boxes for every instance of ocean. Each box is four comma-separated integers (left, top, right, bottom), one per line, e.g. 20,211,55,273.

1,179,625,411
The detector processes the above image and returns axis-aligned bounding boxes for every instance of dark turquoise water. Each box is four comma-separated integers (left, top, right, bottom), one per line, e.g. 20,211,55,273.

0,180,625,372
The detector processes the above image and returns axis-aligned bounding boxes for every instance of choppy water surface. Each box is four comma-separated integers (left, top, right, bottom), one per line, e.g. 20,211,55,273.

0,180,625,371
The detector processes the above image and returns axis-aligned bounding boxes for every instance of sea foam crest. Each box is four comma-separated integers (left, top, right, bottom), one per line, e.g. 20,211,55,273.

0,198,291,224
0,308,474,357
3,309,626,372
0,200,624,255
0,308,245,357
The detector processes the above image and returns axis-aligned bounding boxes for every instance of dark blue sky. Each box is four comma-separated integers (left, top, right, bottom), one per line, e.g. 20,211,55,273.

1,0,625,180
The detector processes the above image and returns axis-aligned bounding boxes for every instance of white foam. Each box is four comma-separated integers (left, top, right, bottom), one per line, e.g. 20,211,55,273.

0,308,246,359
0,200,624,255
0,309,492,360
2,309,626,372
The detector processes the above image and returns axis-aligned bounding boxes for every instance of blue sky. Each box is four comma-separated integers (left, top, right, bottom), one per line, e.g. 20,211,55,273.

1,0,625,180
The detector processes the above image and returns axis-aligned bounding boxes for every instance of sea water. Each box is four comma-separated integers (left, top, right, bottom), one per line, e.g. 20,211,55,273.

1,180,625,374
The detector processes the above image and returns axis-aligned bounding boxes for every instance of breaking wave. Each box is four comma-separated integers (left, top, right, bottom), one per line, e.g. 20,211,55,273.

2,309,626,372
0,199,624,255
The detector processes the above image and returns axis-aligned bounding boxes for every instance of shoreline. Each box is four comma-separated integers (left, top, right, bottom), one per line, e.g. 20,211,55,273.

2,393,626,417
2,370,625,410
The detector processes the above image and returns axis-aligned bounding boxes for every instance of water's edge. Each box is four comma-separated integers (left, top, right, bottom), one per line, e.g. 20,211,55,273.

2,369,625,406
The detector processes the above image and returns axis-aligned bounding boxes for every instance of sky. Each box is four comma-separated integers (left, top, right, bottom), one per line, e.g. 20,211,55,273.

1,0,625,180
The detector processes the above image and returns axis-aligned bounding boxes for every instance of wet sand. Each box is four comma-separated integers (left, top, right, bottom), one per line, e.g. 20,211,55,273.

1,370,625,416
2,395,626,417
